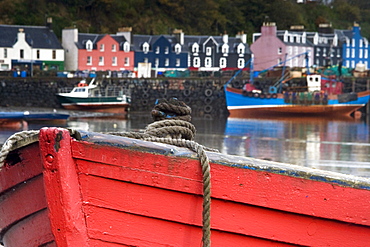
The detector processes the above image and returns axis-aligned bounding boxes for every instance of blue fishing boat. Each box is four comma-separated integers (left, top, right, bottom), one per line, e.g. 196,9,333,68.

224,54,370,118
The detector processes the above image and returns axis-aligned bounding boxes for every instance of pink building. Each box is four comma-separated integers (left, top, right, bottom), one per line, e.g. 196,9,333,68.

62,28,134,72
251,22,313,71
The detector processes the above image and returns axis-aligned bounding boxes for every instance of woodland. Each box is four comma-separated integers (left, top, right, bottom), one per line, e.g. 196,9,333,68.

0,0,369,42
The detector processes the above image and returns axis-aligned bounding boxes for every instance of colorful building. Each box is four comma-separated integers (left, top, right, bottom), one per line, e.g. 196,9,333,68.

251,22,314,72
336,23,369,69
0,18,64,74
185,32,251,71
62,27,134,72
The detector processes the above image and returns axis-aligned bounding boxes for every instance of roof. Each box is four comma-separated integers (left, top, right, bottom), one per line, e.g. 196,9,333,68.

0,24,62,49
76,33,129,50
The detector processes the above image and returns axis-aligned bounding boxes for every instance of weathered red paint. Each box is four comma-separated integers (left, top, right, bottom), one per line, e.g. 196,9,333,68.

39,127,89,247
0,142,55,247
73,141,370,246
1,127,370,246
2,210,54,246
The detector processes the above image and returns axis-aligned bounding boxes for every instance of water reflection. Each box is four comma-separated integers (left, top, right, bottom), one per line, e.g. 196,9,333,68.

223,117,370,177
1,110,369,178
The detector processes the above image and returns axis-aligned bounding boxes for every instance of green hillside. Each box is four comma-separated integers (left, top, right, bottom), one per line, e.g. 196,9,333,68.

0,0,369,42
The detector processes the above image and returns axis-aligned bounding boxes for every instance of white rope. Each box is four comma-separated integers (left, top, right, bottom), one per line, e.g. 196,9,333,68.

0,130,39,168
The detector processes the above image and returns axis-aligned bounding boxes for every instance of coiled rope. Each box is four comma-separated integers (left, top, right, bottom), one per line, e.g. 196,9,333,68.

0,98,214,247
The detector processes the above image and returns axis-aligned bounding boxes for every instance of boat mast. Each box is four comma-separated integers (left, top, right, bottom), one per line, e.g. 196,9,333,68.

224,57,252,87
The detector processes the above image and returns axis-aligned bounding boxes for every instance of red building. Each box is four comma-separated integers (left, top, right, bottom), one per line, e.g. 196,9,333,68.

62,28,134,72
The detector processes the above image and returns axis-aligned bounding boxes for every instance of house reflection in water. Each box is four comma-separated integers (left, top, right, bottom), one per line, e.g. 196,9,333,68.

223,117,370,177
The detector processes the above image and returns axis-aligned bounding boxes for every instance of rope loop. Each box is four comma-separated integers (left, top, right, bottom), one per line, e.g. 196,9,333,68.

0,130,39,168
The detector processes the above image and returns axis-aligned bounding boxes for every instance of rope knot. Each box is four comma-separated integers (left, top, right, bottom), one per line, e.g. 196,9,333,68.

145,98,195,140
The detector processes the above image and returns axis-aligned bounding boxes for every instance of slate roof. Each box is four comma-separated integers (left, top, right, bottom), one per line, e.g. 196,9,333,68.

131,34,250,54
334,29,353,42
0,24,62,49
76,33,129,50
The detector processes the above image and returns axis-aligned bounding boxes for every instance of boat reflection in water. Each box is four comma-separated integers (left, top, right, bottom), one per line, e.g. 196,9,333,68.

223,116,370,177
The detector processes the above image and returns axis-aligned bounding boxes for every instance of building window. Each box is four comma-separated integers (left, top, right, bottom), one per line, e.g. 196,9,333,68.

206,47,212,56
99,56,104,65
278,47,282,54
86,41,92,51
165,58,169,66
143,43,149,53
144,58,149,63
205,57,212,67
351,60,355,68
155,46,160,54
220,58,227,68
193,57,200,67
192,44,199,54
360,49,363,58
352,49,355,58
222,44,229,54
237,44,245,54
237,58,245,68
176,58,180,67
174,44,181,54
87,56,92,65
365,50,368,59
165,47,169,54
346,48,350,57
112,56,117,66
20,49,24,59
52,50,56,59
123,42,130,52
155,58,159,67
4,48,7,58
294,47,298,55
100,44,104,51
124,57,129,66
36,50,40,59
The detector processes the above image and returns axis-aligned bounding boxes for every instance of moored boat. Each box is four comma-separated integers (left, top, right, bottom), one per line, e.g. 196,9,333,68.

225,74,370,118
56,78,131,115
1,125,370,245
0,111,70,129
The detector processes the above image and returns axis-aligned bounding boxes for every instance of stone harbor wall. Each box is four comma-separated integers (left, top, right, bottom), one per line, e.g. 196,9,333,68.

0,77,230,118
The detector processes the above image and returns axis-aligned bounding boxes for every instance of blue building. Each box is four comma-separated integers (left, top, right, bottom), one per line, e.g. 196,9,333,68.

336,23,369,69
132,29,251,77
133,29,188,76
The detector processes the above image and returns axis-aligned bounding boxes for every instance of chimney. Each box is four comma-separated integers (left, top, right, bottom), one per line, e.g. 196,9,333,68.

290,25,305,31
222,32,228,44
261,22,277,37
173,29,184,45
17,28,25,42
318,23,333,34
46,17,53,29
236,31,247,43
117,27,132,44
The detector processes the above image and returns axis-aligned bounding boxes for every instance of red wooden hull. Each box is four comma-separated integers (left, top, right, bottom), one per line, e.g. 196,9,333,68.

1,128,370,246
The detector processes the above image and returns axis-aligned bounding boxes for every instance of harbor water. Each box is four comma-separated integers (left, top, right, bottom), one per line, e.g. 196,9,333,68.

1,109,369,178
